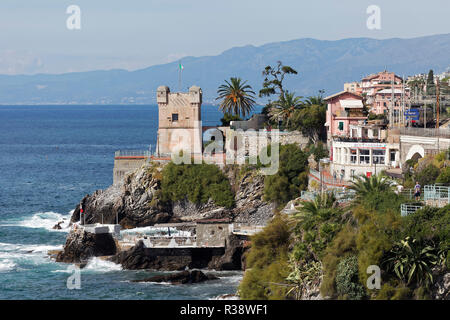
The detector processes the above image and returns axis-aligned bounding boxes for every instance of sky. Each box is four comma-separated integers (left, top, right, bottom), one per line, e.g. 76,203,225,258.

0,0,449,75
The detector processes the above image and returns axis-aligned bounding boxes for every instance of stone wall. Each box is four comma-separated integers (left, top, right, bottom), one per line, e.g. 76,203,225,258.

196,223,231,247
113,158,148,185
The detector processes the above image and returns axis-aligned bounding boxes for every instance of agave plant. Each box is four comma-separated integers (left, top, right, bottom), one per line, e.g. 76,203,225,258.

216,77,256,118
382,237,438,287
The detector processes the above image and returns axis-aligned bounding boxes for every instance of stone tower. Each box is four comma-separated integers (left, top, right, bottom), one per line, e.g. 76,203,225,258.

156,86,203,157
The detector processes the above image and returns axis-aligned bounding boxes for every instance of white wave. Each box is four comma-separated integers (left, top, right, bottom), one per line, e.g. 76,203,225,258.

1,211,72,232
0,242,62,269
83,257,122,272
0,259,16,272
20,244,63,254
210,294,239,300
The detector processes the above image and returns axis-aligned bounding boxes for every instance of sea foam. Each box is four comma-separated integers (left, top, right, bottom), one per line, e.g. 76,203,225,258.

83,257,123,272
1,211,72,232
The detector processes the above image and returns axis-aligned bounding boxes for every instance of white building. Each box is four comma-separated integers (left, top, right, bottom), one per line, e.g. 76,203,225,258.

330,122,400,181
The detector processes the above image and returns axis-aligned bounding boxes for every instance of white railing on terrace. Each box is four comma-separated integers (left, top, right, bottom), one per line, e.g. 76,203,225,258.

300,189,355,203
400,127,450,139
400,203,423,217
424,185,450,203
399,188,424,201
115,150,152,157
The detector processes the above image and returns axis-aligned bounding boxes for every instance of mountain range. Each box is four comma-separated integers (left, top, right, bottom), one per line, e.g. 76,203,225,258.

0,33,449,105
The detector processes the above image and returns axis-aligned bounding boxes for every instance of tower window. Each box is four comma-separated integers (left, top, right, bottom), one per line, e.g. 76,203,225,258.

172,113,179,122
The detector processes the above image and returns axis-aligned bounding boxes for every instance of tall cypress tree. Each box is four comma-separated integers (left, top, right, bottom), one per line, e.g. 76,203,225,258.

426,69,436,95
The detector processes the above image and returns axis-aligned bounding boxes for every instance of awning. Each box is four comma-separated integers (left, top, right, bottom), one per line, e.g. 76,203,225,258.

340,99,363,108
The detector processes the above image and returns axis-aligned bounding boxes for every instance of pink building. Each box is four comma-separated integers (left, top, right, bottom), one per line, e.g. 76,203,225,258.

373,88,406,115
361,70,409,114
324,91,365,148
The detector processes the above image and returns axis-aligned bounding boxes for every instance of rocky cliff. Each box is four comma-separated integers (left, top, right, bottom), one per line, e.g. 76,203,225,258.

56,227,117,263
70,162,275,228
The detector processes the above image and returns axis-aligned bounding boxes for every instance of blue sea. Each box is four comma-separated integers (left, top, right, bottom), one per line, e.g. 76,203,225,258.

0,105,260,300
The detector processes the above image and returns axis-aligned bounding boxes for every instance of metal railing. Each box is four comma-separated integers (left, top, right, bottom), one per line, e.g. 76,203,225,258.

115,150,152,157
300,191,318,201
424,185,450,203
399,127,450,138
400,203,423,217
399,188,424,201
309,169,351,187
299,189,355,203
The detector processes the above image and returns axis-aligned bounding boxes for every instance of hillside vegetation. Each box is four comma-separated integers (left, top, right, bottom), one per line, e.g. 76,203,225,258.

239,150,450,300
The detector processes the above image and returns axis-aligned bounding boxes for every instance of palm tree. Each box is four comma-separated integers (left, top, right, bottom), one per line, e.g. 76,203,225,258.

349,174,393,200
304,90,325,107
295,192,336,217
268,91,303,126
216,77,256,117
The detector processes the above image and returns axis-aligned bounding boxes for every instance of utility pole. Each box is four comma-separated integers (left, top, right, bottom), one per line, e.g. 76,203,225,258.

424,104,427,129
400,75,405,127
436,77,440,129
390,78,394,127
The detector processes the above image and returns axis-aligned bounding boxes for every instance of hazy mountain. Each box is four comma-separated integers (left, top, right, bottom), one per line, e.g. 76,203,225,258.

0,34,449,105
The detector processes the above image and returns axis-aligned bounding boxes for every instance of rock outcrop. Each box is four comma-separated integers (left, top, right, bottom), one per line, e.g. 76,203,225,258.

431,271,450,300
108,236,247,271
71,165,171,228
231,171,276,226
56,228,117,263
132,270,218,285
109,241,191,271
70,163,274,229
208,234,248,271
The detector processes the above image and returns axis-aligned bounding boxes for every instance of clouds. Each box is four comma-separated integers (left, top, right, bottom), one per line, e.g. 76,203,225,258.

0,50,45,75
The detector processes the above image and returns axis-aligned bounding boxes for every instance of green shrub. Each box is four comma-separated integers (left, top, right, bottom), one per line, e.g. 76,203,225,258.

264,144,309,206
436,167,450,184
220,112,242,126
239,214,291,300
375,283,412,300
161,162,235,208
355,207,402,286
335,255,367,300
415,164,440,186
321,225,357,297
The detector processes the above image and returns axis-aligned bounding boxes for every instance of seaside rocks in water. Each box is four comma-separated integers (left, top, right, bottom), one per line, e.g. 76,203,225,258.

70,165,171,229
208,234,248,271
52,221,63,230
56,228,117,263
109,241,200,271
132,270,218,285
110,236,247,271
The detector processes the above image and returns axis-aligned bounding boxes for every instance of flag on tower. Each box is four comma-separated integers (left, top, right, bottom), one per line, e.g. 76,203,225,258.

179,62,184,71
